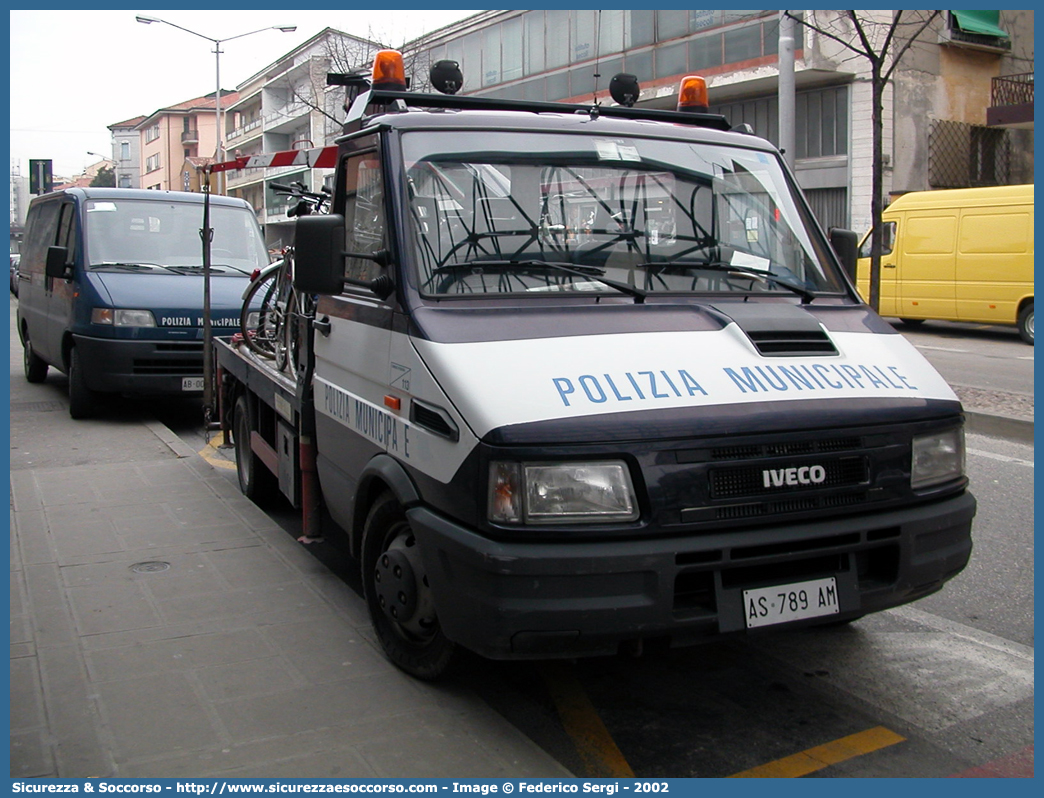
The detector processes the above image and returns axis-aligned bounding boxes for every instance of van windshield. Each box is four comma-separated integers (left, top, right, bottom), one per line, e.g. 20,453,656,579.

401,131,846,299
83,199,268,275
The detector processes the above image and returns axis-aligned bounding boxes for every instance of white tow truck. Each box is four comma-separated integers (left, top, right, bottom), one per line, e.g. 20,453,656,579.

214,51,975,679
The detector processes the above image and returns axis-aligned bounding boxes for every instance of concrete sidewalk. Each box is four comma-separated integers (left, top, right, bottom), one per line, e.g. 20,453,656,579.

9,394,571,779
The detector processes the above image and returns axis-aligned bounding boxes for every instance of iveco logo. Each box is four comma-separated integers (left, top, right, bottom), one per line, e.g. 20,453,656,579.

762,465,827,489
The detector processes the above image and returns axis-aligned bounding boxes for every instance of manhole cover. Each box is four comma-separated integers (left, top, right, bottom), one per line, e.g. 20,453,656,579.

130,561,170,574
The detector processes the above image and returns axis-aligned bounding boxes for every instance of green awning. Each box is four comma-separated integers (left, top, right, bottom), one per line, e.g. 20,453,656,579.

951,10,1009,39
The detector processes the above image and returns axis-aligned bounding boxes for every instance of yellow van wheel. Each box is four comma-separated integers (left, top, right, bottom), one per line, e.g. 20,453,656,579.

1017,302,1033,345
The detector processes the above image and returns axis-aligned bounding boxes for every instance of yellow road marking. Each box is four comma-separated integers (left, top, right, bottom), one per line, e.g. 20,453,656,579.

539,662,635,778
199,437,236,471
729,726,906,778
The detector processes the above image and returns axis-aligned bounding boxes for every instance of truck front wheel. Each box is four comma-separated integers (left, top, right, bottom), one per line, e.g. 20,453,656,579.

362,492,457,680
68,347,98,419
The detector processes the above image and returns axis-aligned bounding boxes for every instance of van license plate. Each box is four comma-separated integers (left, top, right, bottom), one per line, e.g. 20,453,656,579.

743,577,839,629
182,377,205,391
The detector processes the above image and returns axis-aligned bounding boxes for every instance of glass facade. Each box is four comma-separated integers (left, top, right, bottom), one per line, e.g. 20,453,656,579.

417,10,778,102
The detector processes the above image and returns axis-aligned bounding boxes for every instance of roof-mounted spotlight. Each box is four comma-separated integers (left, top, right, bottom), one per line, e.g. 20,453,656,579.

609,73,640,107
430,60,463,95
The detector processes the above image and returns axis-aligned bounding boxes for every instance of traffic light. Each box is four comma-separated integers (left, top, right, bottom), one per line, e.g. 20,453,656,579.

29,159,53,195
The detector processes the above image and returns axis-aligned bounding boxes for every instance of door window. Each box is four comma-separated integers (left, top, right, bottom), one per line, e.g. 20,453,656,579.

341,148,385,287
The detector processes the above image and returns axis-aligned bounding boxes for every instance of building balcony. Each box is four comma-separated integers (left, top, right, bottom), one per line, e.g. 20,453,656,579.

987,72,1034,129
227,118,263,144
181,129,199,144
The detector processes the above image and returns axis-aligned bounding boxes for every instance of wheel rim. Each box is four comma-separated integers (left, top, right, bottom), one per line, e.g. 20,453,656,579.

372,521,438,643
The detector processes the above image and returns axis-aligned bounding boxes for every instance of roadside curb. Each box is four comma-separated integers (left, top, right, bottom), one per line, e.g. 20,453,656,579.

964,410,1034,444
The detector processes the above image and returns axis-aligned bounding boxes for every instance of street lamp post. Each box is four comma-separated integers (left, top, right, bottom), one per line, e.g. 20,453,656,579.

87,151,114,186
135,16,296,180
136,15,295,428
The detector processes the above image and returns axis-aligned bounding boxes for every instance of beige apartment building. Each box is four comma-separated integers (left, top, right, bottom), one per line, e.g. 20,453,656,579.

135,92,236,192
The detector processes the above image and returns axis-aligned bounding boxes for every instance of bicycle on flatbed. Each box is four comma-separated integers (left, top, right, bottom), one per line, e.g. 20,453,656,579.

239,182,328,374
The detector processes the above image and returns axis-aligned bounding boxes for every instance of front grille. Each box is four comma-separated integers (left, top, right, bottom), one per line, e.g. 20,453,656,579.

710,437,861,461
711,456,869,499
133,358,202,376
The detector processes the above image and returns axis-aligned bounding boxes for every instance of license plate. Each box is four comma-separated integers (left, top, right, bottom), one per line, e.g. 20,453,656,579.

743,577,839,629
182,377,205,391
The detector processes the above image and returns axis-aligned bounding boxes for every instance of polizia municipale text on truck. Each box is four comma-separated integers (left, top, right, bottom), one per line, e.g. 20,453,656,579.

215,51,975,679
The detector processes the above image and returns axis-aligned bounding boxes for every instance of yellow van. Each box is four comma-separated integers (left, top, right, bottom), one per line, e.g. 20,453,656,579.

856,184,1034,344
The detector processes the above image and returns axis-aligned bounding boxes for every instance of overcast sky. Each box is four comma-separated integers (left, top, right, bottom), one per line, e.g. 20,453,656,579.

9,8,481,179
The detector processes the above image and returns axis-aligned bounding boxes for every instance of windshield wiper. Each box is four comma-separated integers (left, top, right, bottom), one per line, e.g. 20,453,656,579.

433,259,649,302
163,264,248,275
90,262,166,271
637,260,816,303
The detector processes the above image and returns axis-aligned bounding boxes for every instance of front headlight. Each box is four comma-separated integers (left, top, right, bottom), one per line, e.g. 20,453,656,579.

911,427,965,490
489,461,638,525
91,308,157,327
245,311,260,329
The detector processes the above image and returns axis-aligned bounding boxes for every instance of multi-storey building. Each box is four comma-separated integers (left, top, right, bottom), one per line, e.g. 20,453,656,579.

404,9,1033,235
107,115,146,189
224,28,377,252
135,92,235,191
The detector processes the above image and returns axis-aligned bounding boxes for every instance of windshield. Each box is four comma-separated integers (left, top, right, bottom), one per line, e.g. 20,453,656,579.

83,198,268,274
401,131,846,299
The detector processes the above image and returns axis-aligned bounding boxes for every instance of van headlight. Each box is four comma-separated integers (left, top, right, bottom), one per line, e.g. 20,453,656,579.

489,461,638,525
245,311,260,329
911,428,965,490
91,308,157,327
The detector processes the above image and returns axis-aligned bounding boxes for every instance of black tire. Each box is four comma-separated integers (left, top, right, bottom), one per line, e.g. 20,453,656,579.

22,333,48,383
1017,301,1033,345
240,269,282,360
67,347,98,419
362,492,457,680
899,318,925,327
233,394,277,503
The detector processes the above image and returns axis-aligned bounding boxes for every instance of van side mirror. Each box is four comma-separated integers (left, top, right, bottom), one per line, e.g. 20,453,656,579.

828,228,859,282
45,246,71,279
294,214,347,295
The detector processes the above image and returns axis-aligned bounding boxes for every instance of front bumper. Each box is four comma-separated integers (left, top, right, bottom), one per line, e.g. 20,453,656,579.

73,334,205,394
408,491,975,659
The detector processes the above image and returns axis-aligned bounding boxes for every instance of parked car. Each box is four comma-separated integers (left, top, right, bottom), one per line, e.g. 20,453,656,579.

10,253,20,296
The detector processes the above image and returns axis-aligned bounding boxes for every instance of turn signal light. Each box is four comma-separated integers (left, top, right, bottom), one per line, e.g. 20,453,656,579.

677,75,709,113
372,49,407,91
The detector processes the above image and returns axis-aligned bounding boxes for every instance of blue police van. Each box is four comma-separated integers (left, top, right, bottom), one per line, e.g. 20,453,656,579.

17,188,269,417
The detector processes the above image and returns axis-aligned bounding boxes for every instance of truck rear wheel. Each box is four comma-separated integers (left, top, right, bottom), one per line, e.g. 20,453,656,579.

362,492,457,680
233,395,276,502
1017,301,1033,345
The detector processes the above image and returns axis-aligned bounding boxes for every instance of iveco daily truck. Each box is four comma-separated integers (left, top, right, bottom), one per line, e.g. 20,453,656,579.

215,52,975,679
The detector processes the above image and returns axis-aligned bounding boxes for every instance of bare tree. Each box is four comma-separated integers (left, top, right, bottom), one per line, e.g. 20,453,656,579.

276,27,436,139
785,10,940,311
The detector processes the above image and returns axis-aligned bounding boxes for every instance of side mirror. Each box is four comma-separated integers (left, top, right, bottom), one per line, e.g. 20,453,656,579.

828,227,859,282
45,246,70,279
294,214,347,295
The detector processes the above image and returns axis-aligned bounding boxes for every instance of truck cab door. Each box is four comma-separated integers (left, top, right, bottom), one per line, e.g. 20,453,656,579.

310,141,398,514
